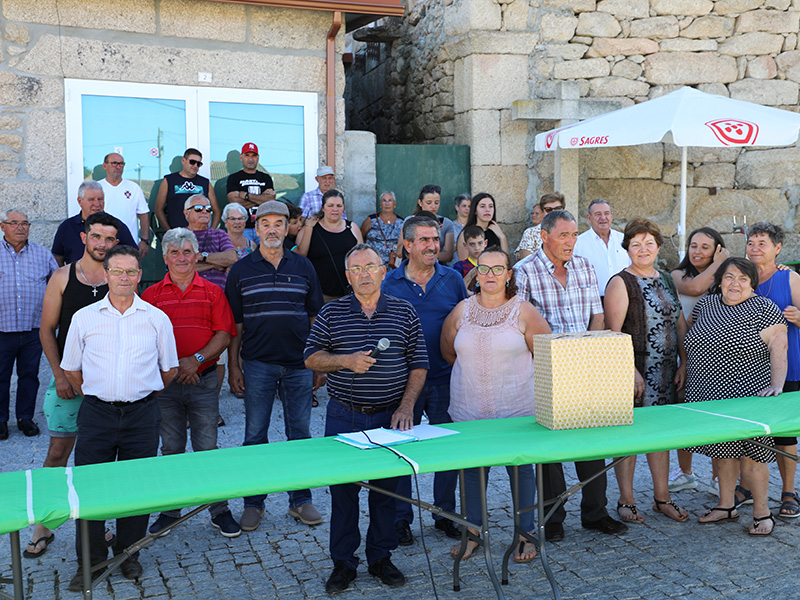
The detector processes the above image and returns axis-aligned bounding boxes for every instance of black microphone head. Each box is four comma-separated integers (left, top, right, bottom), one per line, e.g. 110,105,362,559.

377,338,390,352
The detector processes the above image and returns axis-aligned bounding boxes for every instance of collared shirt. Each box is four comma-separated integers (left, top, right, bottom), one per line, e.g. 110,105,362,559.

193,228,236,290
60,294,179,402
225,249,323,368
382,260,467,383
0,239,58,332
51,213,137,265
141,272,237,373
515,248,603,334
99,178,149,240
304,293,428,408
515,224,542,255
298,186,348,220
573,228,630,295
298,187,323,218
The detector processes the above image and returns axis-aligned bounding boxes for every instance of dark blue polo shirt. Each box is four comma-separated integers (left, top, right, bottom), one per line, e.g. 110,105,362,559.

225,249,323,368
51,213,137,264
304,293,428,409
382,260,467,384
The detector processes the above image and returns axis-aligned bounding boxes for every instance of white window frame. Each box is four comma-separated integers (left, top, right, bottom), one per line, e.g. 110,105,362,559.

64,79,319,216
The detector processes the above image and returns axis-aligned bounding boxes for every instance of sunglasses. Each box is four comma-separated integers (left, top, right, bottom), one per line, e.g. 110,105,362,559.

543,206,562,213
190,205,213,213
187,159,203,167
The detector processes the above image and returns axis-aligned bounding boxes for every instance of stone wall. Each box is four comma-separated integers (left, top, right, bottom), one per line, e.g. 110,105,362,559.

348,0,800,264
0,0,345,246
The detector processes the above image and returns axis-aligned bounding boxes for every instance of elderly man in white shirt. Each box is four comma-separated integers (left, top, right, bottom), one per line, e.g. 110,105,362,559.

573,198,630,299
61,244,179,592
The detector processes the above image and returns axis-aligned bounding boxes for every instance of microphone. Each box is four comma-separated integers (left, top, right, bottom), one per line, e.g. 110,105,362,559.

368,338,391,358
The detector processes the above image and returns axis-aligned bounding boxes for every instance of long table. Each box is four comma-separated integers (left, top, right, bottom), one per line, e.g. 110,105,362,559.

3,393,800,599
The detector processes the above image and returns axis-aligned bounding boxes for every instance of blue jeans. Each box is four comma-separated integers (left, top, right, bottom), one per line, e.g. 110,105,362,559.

158,368,229,518
325,400,399,569
464,465,536,533
242,360,313,509
395,379,457,524
0,329,42,422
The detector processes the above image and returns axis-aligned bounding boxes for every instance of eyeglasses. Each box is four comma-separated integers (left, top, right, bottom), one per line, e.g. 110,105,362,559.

543,206,561,213
2,221,30,228
106,161,125,167
187,159,203,167
106,267,140,277
346,264,382,275
190,205,213,213
476,265,507,276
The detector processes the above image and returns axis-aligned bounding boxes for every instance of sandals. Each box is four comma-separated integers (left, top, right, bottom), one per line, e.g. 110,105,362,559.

779,491,800,518
750,513,775,536
616,502,643,524
734,485,753,508
653,498,689,522
513,539,537,563
699,506,739,524
23,533,54,559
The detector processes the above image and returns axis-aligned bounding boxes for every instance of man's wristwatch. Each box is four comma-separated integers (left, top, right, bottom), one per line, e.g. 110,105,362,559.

244,192,250,202
200,252,209,263
194,353,205,364
140,237,150,244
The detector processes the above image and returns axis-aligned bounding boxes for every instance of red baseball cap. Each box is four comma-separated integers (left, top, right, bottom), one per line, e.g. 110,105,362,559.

241,143,259,155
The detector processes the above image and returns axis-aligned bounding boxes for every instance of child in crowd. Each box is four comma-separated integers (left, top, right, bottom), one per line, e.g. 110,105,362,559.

452,225,486,293
285,202,303,251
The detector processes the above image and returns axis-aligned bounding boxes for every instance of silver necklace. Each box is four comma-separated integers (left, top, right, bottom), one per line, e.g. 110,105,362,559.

77,259,103,297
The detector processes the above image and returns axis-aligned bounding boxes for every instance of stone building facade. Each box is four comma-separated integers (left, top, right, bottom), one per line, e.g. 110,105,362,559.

0,0,349,246
348,0,800,263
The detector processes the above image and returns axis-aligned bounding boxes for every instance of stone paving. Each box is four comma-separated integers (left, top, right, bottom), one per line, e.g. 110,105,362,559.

2,360,799,600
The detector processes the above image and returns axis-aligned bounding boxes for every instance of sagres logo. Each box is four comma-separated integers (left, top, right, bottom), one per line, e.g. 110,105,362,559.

545,124,577,149
570,136,609,147
705,119,759,145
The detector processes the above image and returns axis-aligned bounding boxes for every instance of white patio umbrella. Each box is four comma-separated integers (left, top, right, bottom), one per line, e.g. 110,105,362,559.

534,86,800,256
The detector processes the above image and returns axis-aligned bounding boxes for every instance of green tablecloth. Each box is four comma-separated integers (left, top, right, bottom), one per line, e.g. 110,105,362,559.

2,393,799,536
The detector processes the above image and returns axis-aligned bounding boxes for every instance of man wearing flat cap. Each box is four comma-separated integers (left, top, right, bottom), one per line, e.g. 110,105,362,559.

225,201,325,532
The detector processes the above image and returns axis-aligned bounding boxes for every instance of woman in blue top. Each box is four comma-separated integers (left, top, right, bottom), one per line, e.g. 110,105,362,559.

746,221,800,518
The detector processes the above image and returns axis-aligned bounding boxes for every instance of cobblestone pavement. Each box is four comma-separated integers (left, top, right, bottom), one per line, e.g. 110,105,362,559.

1,360,799,600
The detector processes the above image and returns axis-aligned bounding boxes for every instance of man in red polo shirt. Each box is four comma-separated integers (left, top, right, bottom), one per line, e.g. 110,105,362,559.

140,228,240,537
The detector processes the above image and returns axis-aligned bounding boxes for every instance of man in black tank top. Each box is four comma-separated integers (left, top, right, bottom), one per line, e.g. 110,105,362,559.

22,212,119,559
154,148,221,230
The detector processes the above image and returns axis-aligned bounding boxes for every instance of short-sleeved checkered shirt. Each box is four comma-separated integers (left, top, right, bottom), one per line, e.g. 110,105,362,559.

514,248,603,334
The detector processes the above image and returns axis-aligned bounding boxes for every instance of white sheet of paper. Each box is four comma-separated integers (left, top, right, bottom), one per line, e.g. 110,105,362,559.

407,423,460,441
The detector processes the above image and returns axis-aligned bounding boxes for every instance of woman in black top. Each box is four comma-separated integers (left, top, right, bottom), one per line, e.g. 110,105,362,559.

296,189,363,301
456,192,509,260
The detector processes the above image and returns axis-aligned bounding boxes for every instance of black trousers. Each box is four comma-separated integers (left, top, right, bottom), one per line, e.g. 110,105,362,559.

74,394,160,565
541,460,609,525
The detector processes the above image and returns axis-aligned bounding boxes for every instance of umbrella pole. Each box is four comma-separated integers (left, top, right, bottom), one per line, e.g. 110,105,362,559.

679,146,688,260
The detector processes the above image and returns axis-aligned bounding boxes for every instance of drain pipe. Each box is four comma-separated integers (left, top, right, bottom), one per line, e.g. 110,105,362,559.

326,11,342,171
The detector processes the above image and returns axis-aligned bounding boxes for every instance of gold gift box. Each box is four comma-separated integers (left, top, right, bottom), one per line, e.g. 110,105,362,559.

533,331,634,431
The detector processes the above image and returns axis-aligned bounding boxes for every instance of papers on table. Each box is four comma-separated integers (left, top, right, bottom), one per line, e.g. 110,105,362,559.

336,424,459,449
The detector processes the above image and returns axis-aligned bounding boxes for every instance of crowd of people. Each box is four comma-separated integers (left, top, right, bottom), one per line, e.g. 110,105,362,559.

2,144,799,594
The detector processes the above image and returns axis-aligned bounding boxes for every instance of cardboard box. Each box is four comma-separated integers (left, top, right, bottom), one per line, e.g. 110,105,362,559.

533,331,634,431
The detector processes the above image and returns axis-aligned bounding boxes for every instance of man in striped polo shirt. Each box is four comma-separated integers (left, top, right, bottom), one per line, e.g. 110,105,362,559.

141,228,240,538
305,243,428,594
225,201,325,532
